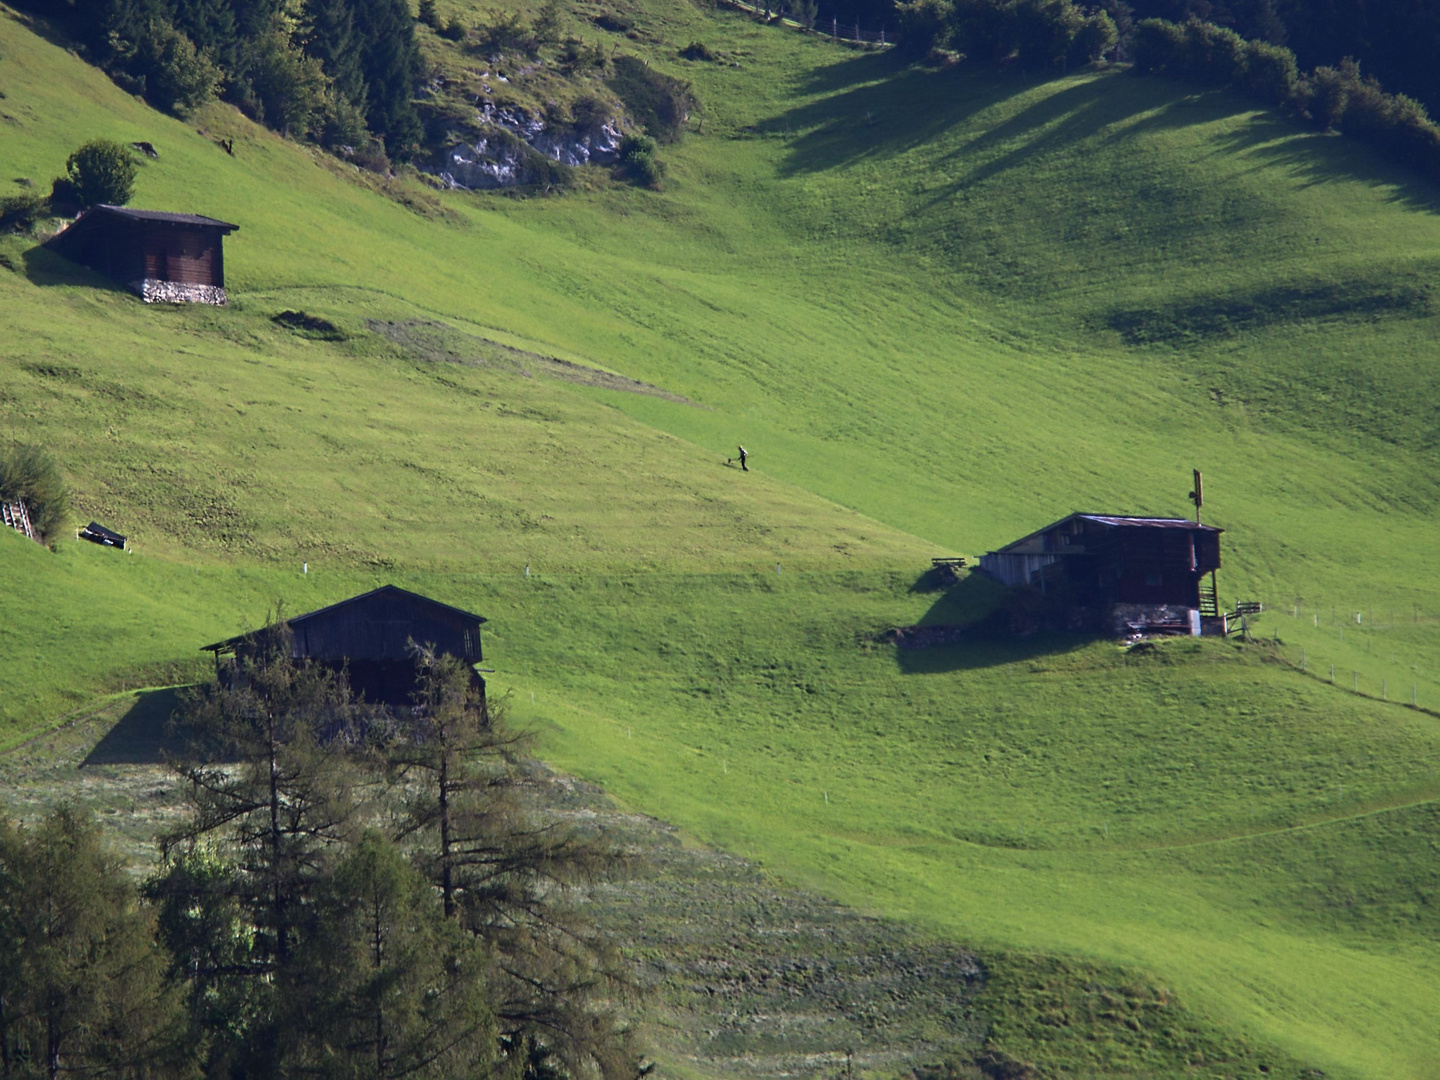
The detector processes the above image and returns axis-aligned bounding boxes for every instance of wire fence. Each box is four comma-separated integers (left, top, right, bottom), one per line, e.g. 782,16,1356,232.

1229,599,1440,717
717,0,893,45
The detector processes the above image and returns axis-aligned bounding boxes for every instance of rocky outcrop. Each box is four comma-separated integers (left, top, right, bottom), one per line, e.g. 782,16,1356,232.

433,102,622,190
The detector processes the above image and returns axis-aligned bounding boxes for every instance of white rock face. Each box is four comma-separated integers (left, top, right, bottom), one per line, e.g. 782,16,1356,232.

433,103,622,189
440,137,525,189
130,279,228,305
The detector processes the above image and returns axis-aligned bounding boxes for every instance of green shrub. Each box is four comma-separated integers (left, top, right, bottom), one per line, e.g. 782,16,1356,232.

560,36,610,74
131,19,222,115
0,191,49,232
0,443,69,543
607,56,695,143
1307,63,1351,130
440,15,468,41
894,0,954,54
64,140,137,207
475,9,537,54
680,41,715,61
532,0,563,45
245,26,329,136
1129,18,1185,76
417,0,440,28
899,0,1115,69
1304,60,1440,178
1178,18,1248,86
618,132,664,188
592,10,634,33
1243,39,1300,106
626,151,663,188
1071,10,1118,65
619,132,657,159
569,93,611,129
319,89,373,149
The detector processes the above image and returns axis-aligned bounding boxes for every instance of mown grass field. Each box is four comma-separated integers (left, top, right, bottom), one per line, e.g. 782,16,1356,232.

2,0,1440,1075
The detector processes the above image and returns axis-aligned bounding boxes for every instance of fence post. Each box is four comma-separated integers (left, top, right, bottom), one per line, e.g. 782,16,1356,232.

832,16,837,37
880,25,885,44
1301,648,1306,672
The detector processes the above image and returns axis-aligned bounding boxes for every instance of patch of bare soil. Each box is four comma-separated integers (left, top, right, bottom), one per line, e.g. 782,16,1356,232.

368,319,697,405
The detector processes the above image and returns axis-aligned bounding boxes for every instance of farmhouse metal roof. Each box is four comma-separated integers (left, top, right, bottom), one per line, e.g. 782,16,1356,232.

1076,515,1222,530
90,205,240,231
988,513,1222,556
201,584,486,653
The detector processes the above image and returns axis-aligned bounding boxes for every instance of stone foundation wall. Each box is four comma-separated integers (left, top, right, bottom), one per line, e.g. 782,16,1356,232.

1110,603,1200,637
130,279,228,305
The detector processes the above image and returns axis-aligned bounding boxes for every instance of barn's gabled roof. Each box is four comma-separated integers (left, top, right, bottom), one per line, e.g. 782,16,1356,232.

202,585,486,653
88,205,240,231
1075,514,1221,531
988,512,1222,556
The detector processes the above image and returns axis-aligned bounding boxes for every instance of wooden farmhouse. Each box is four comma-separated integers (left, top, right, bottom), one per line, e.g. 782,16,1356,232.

203,585,487,707
979,514,1224,636
47,204,239,304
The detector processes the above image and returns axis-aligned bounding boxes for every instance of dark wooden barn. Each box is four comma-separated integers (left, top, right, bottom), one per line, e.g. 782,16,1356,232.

202,585,487,707
979,514,1223,635
47,205,239,305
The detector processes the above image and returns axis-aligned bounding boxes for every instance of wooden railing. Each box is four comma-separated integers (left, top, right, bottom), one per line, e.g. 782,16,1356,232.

1,498,35,542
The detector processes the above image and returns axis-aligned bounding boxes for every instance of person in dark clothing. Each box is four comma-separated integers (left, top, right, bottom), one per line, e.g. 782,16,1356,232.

738,445,748,471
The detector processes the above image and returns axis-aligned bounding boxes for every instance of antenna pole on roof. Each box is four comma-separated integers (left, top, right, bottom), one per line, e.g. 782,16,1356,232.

1188,468,1203,524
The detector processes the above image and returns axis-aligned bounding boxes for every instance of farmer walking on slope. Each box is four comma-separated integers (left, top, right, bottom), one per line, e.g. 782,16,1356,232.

737,445,748,471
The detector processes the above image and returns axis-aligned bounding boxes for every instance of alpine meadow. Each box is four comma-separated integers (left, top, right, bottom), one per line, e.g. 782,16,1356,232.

2,0,1440,1076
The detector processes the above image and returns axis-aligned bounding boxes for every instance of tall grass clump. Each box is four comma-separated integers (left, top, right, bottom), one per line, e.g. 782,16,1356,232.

0,443,69,543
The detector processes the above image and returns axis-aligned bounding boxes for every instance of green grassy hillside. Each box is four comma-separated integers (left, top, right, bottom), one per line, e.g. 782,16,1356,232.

2,1,1440,1075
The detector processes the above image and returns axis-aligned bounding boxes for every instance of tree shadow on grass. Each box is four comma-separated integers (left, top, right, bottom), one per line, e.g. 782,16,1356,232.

761,62,1178,180
82,687,198,766
1202,108,1440,216
764,56,1440,214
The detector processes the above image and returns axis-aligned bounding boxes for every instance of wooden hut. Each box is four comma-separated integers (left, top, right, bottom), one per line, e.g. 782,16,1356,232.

979,514,1223,636
203,585,487,707
47,205,239,304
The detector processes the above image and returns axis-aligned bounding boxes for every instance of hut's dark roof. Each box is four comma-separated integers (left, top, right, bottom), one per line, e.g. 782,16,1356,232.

990,513,1221,555
1075,514,1221,531
83,205,240,231
202,584,486,654
80,522,126,543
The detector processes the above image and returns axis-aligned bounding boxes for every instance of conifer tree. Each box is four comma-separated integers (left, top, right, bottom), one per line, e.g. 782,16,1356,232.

389,652,643,1080
160,622,368,973
303,0,368,115
350,0,423,155
285,831,497,1079
0,807,195,1080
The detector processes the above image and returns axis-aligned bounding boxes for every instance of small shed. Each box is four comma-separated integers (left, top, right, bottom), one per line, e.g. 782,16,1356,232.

78,522,127,549
203,585,487,707
979,514,1223,636
47,205,239,304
